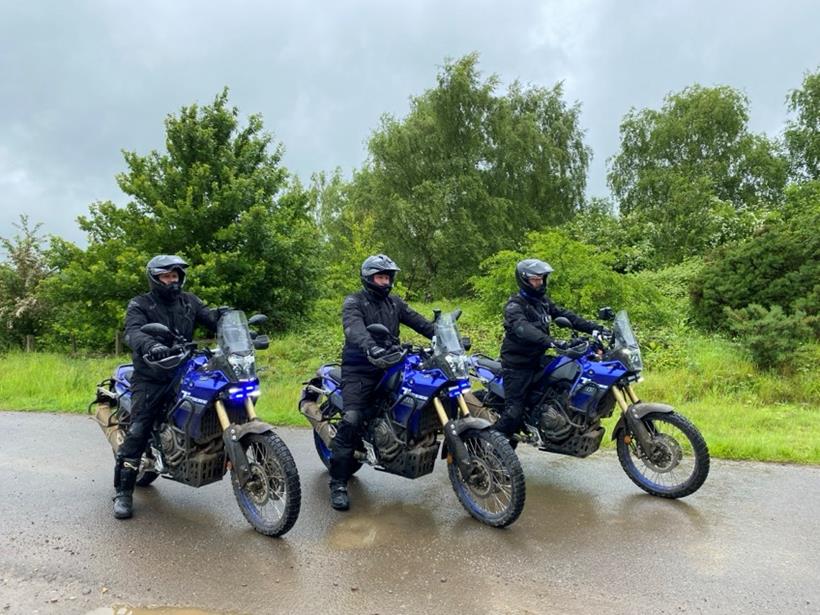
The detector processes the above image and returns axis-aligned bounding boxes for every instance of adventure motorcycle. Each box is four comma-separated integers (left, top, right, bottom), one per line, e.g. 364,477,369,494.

92,310,301,536
468,308,709,499
300,309,526,527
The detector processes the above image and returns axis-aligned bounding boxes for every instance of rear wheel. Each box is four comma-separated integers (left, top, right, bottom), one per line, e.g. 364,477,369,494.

231,432,301,537
616,411,709,498
313,428,362,475
447,429,525,528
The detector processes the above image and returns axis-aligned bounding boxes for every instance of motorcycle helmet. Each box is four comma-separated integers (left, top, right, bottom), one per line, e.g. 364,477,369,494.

515,258,553,298
146,254,189,301
360,254,401,298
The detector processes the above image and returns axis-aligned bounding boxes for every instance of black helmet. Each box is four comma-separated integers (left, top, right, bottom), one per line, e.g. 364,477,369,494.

515,258,553,298
361,254,400,298
146,254,188,302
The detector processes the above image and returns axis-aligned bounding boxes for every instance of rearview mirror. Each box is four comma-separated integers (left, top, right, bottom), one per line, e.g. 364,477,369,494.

140,323,173,340
461,336,472,351
453,308,462,321
248,314,268,326
253,335,270,350
366,323,391,337
597,307,616,321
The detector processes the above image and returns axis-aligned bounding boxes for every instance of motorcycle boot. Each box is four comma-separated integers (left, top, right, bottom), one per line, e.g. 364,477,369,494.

329,479,350,511
113,457,139,519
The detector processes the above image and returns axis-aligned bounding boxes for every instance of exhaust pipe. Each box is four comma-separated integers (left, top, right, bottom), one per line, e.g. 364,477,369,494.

463,390,499,423
92,401,125,456
299,398,336,447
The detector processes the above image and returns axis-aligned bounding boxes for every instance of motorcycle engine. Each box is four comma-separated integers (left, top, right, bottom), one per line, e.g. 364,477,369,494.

371,418,403,462
535,402,573,443
158,424,186,467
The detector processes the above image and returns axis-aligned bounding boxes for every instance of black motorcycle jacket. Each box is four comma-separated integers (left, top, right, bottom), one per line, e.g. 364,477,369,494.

124,289,219,382
341,289,435,366
500,292,598,368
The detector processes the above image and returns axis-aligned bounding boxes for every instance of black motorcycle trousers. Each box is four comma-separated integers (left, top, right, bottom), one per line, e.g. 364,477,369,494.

329,366,384,481
494,366,541,436
116,378,175,466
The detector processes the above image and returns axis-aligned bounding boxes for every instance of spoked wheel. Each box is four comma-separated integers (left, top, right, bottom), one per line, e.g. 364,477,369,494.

447,429,525,528
616,411,710,498
231,432,301,537
313,428,362,475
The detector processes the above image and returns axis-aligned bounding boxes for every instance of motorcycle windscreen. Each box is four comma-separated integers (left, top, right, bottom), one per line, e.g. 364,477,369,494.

611,310,643,372
432,311,469,380
217,310,256,380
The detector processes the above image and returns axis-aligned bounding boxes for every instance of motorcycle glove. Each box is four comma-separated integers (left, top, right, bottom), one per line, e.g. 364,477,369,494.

147,343,172,361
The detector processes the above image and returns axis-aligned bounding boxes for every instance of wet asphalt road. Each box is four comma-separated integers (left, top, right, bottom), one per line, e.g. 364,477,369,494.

0,412,818,615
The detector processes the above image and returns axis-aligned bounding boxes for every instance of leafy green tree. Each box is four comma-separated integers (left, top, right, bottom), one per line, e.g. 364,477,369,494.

0,216,52,349
785,68,820,181
608,85,788,265
349,53,590,296
42,89,319,350
691,181,820,333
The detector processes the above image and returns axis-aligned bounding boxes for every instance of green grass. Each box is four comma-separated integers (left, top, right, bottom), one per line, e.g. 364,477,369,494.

1,300,818,464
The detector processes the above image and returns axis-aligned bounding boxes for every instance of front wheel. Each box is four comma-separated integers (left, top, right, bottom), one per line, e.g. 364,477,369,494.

616,411,709,498
447,429,526,528
231,432,301,537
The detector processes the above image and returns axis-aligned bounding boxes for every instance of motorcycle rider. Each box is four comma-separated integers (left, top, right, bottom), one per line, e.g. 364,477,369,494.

495,258,603,440
329,254,435,511
113,255,224,519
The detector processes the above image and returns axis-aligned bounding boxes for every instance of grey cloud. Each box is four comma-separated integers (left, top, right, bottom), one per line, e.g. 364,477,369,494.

1,0,818,246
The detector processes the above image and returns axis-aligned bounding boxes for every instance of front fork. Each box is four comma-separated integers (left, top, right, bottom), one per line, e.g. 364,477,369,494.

433,394,482,479
612,385,655,452
215,398,260,488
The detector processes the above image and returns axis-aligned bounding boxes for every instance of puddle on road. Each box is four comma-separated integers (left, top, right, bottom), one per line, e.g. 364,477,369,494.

327,502,436,549
85,607,246,615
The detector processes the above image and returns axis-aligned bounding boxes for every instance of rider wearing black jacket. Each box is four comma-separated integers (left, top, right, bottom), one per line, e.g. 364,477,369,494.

113,255,221,520
495,259,601,438
329,254,435,511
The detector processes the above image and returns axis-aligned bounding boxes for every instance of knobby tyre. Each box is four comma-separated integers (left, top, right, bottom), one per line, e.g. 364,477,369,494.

616,411,709,499
231,432,301,537
447,429,526,528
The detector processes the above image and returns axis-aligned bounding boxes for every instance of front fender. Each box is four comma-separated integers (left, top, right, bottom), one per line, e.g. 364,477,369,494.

223,419,275,486
610,402,675,440
440,416,493,459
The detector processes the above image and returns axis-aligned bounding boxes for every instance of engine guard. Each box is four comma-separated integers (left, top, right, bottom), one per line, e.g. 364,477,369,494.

223,419,275,488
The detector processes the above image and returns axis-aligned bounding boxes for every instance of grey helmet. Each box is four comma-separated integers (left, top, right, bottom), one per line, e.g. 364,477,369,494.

361,254,400,298
146,254,189,301
515,258,553,298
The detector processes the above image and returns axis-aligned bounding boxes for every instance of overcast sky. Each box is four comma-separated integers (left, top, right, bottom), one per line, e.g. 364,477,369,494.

1,0,818,246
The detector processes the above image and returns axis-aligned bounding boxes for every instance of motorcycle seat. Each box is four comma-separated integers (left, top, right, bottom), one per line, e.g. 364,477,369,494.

116,364,135,387
327,366,342,385
475,356,502,375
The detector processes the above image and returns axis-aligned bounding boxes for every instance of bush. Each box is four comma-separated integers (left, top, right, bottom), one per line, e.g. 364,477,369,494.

692,181,820,331
725,303,816,370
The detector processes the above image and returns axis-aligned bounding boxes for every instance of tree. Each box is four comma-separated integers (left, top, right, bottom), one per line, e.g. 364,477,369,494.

42,89,319,350
608,85,788,265
691,180,820,334
785,68,820,181
347,53,590,296
0,216,51,349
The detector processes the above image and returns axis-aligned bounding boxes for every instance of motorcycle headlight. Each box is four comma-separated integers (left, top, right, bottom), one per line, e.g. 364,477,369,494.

444,354,470,380
228,353,256,379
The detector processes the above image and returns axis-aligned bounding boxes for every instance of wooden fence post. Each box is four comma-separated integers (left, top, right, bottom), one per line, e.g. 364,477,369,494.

114,331,122,356
25,335,34,352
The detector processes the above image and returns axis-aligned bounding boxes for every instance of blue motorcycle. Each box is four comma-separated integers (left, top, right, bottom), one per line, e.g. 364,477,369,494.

300,309,526,527
469,309,709,499
92,310,301,536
